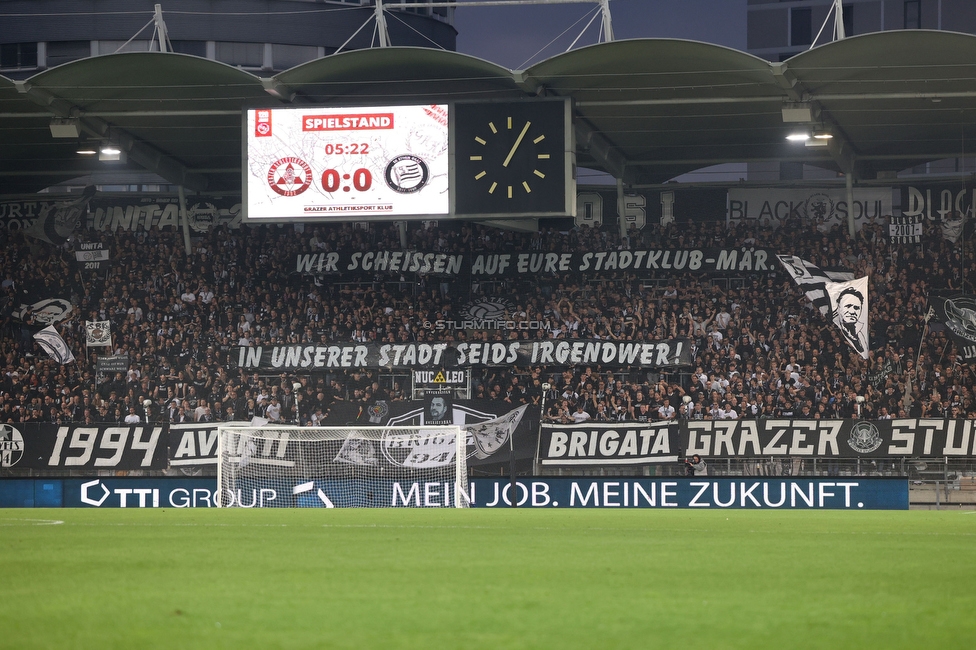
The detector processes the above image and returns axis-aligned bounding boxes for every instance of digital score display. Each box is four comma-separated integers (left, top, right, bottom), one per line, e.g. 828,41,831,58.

244,104,450,221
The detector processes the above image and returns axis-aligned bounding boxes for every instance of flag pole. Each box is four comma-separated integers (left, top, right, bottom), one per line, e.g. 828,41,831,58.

910,307,934,402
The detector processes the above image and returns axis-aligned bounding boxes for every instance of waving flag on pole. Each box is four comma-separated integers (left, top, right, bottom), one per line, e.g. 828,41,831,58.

33,325,76,364
23,185,95,246
777,255,854,316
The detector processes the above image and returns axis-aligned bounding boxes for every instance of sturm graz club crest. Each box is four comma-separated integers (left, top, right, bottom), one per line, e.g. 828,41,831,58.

461,297,516,321
385,155,429,194
0,425,25,468
848,421,883,454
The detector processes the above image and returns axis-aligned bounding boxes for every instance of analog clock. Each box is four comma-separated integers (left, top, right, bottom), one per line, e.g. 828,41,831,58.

454,99,572,216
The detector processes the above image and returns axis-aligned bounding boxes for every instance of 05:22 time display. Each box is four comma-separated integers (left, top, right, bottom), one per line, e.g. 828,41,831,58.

324,143,370,155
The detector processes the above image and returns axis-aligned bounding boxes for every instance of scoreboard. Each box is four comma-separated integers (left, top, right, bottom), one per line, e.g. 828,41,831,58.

243,100,575,222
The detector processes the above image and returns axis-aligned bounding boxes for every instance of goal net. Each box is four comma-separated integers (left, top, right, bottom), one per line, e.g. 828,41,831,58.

216,425,469,508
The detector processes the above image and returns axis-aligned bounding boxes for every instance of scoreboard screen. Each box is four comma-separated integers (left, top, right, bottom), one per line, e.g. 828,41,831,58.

244,104,450,221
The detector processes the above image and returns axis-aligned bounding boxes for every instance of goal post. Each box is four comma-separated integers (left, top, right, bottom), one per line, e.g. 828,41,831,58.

216,425,469,508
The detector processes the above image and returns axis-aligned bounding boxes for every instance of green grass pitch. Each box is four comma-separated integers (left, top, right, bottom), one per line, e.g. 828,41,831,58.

1,509,974,649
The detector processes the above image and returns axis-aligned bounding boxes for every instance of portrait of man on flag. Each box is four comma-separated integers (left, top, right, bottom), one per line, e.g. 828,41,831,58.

826,277,870,359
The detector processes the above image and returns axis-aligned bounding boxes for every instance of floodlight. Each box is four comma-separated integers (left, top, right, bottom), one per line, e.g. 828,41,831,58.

49,118,81,138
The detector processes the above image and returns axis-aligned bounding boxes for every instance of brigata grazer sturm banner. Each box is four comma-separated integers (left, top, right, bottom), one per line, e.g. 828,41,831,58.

682,419,976,458
236,339,693,370
539,422,680,465
294,247,778,279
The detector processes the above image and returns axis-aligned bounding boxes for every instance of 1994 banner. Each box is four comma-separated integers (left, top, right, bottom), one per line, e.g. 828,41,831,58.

1,423,166,470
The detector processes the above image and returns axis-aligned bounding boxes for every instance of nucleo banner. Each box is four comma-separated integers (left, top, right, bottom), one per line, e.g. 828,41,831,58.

245,105,449,220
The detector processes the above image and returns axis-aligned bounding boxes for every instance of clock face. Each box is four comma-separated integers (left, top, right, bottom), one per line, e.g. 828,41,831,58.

454,100,570,216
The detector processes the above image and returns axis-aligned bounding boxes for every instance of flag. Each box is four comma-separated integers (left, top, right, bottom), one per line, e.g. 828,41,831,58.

85,320,112,347
941,212,965,244
33,325,76,364
930,294,976,362
23,185,95,246
12,297,74,325
777,255,854,316
825,277,870,359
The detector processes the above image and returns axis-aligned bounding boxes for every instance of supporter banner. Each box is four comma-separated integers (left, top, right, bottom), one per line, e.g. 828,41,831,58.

75,242,110,273
236,339,693,371
930,294,976,362
900,184,975,221
682,419,976,458
0,198,75,233
85,320,112,348
575,188,728,228
468,478,907,509
888,215,923,244
88,196,242,233
294,247,778,279
868,358,902,388
96,354,130,374
0,423,167,470
538,422,680,465
728,187,892,229
324,400,539,467
167,423,222,467
0,194,242,234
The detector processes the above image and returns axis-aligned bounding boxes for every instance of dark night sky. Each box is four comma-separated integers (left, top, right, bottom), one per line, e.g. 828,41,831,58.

452,0,747,69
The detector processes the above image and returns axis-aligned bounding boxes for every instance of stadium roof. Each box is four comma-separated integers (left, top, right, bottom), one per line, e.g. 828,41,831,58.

3,29,976,195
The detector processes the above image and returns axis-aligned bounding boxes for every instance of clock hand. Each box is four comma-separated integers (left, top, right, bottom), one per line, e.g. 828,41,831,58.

502,121,532,168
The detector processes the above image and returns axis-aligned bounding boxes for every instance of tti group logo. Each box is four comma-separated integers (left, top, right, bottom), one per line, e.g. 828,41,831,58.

0,425,25,467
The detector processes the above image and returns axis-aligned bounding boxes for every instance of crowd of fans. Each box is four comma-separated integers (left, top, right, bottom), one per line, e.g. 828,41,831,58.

0,211,973,428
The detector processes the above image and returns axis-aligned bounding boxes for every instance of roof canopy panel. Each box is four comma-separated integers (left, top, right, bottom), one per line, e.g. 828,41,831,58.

274,48,523,105
3,32,976,196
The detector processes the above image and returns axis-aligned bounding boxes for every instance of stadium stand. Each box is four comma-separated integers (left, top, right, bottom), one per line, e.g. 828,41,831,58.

0,214,969,428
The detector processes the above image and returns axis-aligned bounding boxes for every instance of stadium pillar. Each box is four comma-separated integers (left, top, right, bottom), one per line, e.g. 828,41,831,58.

616,178,627,239
509,419,517,508
845,173,855,239
178,185,191,255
